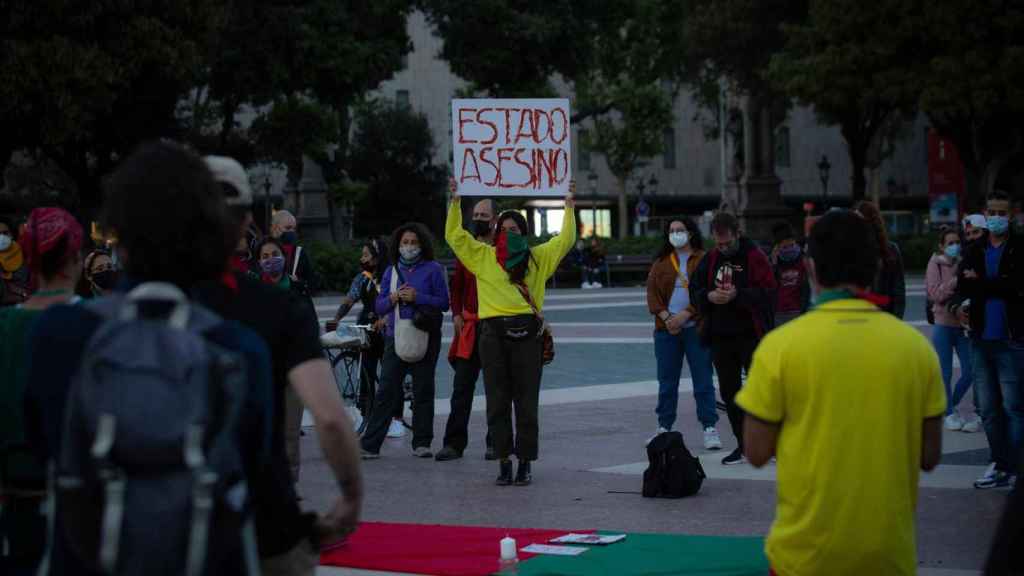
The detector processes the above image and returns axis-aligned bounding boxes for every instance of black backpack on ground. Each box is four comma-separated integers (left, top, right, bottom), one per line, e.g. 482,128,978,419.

642,431,705,498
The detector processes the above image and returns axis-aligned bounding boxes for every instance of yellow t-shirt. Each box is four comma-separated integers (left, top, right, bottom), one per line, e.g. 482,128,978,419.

444,200,576,319
735,299,945,576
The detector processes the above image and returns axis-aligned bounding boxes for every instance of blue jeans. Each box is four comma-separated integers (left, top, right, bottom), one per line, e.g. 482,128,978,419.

654,326,718,430
973,339,1024,472
932,325,974,415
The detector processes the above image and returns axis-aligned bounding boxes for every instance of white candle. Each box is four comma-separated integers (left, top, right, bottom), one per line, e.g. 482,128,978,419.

500,536,517,561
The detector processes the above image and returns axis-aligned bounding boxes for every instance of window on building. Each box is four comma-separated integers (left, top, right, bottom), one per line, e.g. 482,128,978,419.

578,129,591,171
775,125,791,167
396,90,410,109
663,128,676,169
578,209,612,238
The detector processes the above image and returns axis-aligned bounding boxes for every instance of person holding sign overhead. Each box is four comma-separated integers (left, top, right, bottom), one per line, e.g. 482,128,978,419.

445,178,576,486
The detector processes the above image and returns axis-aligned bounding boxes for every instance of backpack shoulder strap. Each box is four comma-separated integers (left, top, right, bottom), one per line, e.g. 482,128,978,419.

706,250,719,286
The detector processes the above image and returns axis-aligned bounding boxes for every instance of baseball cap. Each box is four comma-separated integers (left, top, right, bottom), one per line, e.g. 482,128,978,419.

204,156,254,207
963,214,987,230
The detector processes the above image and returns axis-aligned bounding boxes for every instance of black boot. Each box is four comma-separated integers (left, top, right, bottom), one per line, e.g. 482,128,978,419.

496,460,513,486
514,460,532,486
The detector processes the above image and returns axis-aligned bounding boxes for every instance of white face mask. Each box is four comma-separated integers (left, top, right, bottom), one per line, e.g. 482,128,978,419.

399,245,421,262
669,231,689,248
0,234,11,251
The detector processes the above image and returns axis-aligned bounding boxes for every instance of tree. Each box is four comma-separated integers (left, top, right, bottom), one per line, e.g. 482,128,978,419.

769,0,923,200
345,100,447,236
421,0,688,238
0,1,224,218
587,85,673,237
918,0,1024,204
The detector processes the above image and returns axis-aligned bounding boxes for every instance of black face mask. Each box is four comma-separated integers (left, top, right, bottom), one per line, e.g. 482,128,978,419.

91,270,119,291
472,219,492,238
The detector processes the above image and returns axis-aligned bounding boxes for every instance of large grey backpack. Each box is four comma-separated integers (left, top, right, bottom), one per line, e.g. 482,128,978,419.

43,283,259,576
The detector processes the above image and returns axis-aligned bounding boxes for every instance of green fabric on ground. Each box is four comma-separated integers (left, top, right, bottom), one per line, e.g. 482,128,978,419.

513,532,768,576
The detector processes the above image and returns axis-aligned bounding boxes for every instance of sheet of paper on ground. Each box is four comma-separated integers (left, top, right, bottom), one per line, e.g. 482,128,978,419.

521,544,588,556
551,533,627,545
452,98,571,197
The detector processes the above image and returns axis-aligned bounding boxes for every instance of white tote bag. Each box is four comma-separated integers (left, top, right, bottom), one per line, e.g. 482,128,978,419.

391,265,429,362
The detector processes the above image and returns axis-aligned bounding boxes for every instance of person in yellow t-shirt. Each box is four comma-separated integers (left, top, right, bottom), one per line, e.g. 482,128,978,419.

736,210,946,576
445,178,576,486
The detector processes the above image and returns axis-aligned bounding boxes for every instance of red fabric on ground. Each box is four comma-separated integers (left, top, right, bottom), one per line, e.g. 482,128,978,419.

320,522,588,576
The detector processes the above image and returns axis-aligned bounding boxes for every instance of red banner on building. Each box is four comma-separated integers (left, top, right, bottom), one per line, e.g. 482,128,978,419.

927,130,965,226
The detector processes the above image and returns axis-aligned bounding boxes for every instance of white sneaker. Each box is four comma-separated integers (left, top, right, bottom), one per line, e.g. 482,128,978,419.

962,415,982,433
387,419,405,438
646,426,669,446
581,282,592,289
703,427,723,451
592,282,603,289
944,413,965,431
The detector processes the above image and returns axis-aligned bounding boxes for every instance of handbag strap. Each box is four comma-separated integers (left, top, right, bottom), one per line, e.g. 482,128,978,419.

390,266,402,338
514,283,545,324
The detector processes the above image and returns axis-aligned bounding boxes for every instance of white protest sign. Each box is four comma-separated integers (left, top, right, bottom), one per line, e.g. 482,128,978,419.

452,98,572,197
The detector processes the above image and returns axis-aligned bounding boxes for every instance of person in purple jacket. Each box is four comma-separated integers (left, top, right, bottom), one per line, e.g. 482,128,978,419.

360,223,450,458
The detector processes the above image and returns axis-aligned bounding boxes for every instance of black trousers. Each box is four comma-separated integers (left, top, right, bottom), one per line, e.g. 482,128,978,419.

478,317,543,461
442,340,493,453
361,333,441,453
710,335,758,451
358,343,402,419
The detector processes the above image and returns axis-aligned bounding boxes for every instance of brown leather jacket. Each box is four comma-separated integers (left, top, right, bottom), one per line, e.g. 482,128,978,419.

646,249,706,331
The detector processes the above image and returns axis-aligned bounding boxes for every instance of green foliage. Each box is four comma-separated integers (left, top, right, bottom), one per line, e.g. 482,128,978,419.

308,240,362,293
768,0,923,199
0,1,224,215
588,84,673,182
917,0,1024,203
896,235,935,273
346,99,448,236
250,96,339,182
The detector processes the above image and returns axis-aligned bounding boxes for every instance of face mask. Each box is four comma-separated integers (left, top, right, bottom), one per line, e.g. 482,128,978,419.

279,231,298,245
472,220,492,238
260,255,286,276
669,232,689,248
91,270,118,291
778,245,801,262
0,234,10,251
987,215,1009,236
399,246,421,262
360,260,375,273
944,244,961,259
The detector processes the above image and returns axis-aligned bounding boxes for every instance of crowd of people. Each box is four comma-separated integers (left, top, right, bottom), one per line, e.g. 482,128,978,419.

0,136,1022,574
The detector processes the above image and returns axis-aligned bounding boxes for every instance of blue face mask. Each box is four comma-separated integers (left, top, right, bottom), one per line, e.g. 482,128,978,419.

778,245,802,263
944,244,961,259
987,215,1009,236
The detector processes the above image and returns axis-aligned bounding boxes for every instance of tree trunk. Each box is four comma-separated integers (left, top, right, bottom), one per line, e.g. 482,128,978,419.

616,176,629,239
847,142,868,202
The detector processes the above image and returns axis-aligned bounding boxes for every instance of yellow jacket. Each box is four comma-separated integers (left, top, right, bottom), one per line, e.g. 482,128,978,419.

445,200,576,319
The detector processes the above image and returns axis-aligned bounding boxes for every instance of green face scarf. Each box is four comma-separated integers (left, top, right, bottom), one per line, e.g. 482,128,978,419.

496,230,529,271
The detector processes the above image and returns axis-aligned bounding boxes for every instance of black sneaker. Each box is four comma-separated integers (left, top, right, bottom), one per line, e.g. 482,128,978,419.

485,445,497,461
435,446,463,461
514,461,532,486
496,460,513,486
722,448,746,466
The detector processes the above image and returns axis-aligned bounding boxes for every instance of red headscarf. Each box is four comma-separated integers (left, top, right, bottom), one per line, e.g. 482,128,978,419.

21,207,83,276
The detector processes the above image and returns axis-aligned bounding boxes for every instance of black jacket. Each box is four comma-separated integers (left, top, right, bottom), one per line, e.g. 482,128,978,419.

691,237,777,342
872,241,906,319
954,234,1024,340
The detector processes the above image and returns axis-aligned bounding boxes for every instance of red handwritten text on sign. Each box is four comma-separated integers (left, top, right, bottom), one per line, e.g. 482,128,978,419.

452,99,572,197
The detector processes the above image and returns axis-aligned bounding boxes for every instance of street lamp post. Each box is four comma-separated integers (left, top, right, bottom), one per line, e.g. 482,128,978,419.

817,154,831,210
588,172,599,238
263,172,272,235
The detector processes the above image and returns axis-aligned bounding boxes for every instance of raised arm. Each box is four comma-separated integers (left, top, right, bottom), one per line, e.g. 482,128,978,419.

445,197,493,277
532,184,577,278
